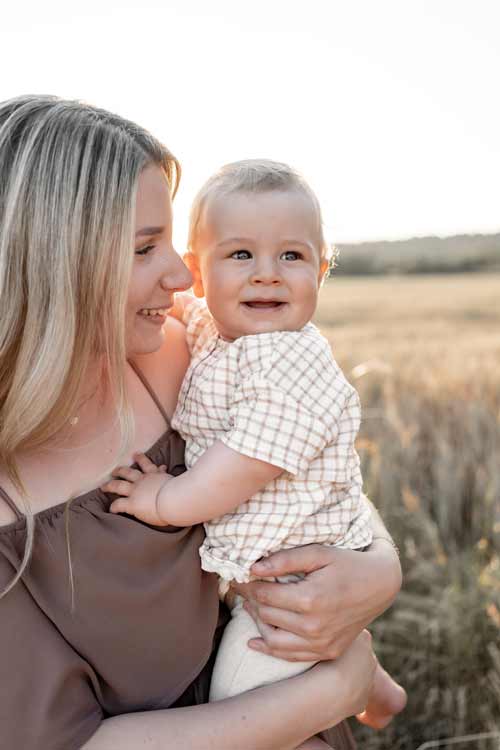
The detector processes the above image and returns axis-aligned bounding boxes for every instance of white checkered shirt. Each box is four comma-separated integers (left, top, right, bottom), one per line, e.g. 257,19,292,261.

172,296,373,583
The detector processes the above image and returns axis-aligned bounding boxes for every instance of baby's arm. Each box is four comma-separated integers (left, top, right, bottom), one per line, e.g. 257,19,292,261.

105,444,282,527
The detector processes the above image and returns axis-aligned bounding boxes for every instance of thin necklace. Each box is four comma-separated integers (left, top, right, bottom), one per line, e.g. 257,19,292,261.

68,386,100,427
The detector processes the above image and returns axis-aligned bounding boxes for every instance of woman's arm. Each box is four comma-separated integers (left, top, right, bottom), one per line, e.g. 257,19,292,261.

233,498,402,661
82,635,375,750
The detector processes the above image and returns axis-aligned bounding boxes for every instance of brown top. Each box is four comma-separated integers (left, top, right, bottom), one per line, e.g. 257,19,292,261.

0,365,221,750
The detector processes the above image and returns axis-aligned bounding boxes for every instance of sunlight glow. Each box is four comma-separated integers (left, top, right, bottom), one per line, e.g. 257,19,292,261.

1,0,498,246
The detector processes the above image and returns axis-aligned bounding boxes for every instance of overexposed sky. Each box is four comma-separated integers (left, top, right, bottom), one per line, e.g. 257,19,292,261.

1,0,499,244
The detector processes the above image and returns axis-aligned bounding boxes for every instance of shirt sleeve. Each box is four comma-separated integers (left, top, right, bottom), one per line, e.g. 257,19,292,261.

221,329,360,479
176,294,214,356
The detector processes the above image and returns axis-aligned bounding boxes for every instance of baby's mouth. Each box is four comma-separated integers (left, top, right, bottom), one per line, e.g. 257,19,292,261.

243,300,285,309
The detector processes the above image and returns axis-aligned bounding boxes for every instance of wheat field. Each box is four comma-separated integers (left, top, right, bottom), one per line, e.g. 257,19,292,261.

314,273,500,749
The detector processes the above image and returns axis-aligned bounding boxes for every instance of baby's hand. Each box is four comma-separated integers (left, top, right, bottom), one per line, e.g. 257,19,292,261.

102,453,173,526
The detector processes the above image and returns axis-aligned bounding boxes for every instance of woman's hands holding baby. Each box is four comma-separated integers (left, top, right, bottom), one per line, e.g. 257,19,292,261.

232,541,401,662
104,454,402,668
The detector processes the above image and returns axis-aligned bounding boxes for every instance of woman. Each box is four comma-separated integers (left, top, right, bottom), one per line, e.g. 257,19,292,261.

0,95,401,750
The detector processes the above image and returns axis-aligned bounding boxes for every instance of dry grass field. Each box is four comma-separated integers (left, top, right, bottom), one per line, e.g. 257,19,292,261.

314,273,500,749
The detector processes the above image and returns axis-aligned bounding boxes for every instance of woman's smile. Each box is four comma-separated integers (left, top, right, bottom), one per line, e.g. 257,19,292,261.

127,165,191,355
137,305,171,325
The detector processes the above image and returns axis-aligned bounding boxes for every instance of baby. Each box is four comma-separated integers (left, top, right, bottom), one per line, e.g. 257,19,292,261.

107,160,406,739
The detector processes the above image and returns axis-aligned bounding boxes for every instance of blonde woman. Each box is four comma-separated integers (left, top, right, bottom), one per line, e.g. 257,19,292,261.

0,95,401,750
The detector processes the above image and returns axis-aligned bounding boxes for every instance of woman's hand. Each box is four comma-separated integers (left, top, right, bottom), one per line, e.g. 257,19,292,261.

231,540,401,662
82,630,376,750
304,630,377,729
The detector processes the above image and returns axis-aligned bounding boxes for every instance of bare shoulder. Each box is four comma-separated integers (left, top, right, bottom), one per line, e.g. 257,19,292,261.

130,317,190,418
0,475,19,527
0,501,17,527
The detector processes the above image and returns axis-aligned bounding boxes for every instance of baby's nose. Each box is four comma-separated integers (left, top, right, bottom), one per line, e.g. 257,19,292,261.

250,259,281,284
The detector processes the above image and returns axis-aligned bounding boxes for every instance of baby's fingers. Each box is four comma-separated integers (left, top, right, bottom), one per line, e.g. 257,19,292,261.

109,497,134,515
111,466,144,483
101,479,133,497
134,453,165,474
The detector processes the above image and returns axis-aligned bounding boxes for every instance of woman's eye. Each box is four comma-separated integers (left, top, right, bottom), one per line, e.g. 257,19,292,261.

281,250,301,261
135,244,155,257
230,249,252,260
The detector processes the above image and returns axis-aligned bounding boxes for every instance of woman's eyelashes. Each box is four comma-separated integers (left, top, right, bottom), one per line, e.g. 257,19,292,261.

135,244,156,257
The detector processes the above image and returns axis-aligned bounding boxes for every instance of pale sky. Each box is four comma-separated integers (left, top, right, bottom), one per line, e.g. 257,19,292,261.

1,0,499,245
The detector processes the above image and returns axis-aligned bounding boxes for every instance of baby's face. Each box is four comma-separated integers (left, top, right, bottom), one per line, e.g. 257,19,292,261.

189,189,328,341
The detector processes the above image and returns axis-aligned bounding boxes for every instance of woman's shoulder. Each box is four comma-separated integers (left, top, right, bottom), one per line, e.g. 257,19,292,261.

130,316,190,418
0,496,18,527
0,475,22,528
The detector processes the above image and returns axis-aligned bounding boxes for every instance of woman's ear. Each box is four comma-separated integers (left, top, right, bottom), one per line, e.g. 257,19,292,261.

184,252,205,297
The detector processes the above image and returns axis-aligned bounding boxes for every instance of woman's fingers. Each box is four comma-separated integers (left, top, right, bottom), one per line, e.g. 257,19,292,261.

249,641,318,662
244,599,361,660
246,618,319,661
250,544,334,578
244,600,318,639
232,577,315,615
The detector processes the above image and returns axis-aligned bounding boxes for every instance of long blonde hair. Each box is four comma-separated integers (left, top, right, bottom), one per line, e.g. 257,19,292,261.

0,95,180,594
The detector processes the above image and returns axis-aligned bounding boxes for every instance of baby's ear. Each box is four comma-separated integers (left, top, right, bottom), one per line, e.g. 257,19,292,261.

184,252,205,297
318,258,330,286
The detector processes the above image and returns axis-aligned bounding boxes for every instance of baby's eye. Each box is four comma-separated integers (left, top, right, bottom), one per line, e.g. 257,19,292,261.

281,250,302,261
135,244,155,257
230,249,252,260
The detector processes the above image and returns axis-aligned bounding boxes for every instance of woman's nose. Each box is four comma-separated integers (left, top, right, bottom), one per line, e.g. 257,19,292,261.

160,248,193,292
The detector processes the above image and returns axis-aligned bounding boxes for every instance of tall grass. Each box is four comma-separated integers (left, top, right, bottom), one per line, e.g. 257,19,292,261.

315,274,500,749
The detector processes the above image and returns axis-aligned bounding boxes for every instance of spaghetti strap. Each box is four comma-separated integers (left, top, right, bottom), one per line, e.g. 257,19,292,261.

0,364,171,523
128,360,171,427
0,484,23,520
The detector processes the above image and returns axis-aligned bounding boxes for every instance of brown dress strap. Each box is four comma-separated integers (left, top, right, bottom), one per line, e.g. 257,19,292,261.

0,364,171,523
0,484,23,520
128,360,171,427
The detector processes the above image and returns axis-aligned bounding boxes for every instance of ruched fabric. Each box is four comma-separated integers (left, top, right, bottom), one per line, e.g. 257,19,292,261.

0,360,357,750
0,428,221,750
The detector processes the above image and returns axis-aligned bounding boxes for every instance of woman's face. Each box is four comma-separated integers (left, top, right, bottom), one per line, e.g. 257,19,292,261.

126,164,192,356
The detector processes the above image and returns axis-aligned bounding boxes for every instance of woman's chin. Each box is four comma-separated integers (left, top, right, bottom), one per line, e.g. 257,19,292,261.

126,323,167,357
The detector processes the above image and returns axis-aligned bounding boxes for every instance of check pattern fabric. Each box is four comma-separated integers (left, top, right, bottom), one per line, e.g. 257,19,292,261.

172,295,373,583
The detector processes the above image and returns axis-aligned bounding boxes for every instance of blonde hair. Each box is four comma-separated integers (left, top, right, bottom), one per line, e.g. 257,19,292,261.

0,95,180,595
188,158,334,263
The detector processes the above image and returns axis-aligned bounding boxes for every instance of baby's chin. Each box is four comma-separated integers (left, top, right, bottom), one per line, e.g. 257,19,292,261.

217,319,309,341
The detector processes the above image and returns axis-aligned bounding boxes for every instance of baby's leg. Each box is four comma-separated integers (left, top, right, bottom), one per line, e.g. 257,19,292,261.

209,597,316,701
356,661,407,729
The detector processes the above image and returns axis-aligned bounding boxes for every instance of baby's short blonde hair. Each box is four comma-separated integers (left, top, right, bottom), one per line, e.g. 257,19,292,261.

188,159,334,264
